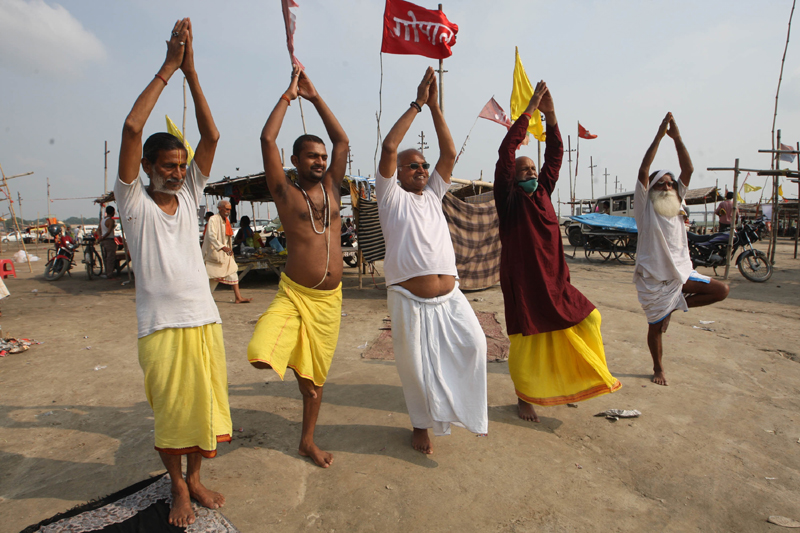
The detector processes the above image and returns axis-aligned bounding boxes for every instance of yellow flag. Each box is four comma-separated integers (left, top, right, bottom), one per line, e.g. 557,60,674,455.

510,47,545,142
743,183,761,193
737,192,745,204
166,115,195,164
779,184,784,198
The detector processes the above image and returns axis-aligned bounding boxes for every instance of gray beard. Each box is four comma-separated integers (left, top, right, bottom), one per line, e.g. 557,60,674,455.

150,170,183,196
650,189,681,218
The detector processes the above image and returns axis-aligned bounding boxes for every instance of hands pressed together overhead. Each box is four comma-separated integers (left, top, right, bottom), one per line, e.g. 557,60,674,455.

283,65,320,103
162,18,196,78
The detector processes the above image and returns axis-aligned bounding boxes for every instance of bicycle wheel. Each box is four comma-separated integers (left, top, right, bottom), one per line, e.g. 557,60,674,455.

85,247,102,279
738,251,772,282
585,236,613,263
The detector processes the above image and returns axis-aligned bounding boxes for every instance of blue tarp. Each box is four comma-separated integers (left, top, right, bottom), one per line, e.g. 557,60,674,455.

569,213,638,233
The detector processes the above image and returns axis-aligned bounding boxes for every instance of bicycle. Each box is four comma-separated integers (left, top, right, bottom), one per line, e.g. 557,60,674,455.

82,236,104,280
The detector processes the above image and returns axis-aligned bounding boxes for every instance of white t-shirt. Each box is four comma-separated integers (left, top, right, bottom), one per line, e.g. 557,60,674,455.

375,168,458,286
633,178,693,284
115,160,221,338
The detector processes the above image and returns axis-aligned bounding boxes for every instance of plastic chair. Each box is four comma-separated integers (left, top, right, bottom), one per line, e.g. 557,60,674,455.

0,259,16,279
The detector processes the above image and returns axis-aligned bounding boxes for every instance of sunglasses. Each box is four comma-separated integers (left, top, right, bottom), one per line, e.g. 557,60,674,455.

400,163,430,170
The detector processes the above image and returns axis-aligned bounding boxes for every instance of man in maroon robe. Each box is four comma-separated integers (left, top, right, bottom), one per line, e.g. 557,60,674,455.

494,81,621,422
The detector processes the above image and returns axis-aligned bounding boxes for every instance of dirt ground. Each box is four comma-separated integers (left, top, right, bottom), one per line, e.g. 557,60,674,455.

0,237,799,533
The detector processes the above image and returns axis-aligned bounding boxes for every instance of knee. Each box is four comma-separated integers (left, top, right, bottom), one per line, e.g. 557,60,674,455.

714,282,730,302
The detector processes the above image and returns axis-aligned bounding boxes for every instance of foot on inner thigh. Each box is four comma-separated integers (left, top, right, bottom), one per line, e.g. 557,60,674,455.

187,478,225,509
412,428,433,454
652,370,669,386
517,398,540,422
169,479,196,527
299,441,334,468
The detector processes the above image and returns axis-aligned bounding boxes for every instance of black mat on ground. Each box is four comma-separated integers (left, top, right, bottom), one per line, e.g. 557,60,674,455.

21,473,240,533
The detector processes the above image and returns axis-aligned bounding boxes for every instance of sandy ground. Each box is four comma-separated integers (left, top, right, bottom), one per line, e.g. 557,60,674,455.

0,237,799,533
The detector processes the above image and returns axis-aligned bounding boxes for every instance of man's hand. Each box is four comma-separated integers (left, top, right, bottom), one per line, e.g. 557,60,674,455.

284,65,302,101
297,70,319,102
179,18,195,75
416,67,435,107
665,114,681,139
163,18,189,75
426,69,439,109
657,112,672,139
525,80,547,113
538,84,554,113
222,246,233,255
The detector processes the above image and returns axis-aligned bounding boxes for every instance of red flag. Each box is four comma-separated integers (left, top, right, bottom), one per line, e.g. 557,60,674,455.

478,97,512,128
578,123,597,139
281,0,304,68
381,0,459,59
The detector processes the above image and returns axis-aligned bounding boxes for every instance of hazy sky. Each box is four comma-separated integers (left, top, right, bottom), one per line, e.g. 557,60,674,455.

1,0,799,221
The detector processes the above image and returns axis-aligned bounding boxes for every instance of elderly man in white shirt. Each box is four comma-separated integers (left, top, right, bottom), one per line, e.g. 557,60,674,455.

634,113,730,386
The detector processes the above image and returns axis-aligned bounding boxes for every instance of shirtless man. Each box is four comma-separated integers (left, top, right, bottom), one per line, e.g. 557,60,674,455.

376,67,488,454
116,18,231,527
635,112,730,385
247,65,348,468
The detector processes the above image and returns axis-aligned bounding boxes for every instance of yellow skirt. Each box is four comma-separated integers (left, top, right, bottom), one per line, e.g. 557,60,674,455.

138,323,232,458
509,309,621,406
247,273,342,386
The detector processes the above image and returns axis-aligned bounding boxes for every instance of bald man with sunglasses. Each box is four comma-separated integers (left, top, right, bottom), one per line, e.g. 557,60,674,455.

376,67,488,455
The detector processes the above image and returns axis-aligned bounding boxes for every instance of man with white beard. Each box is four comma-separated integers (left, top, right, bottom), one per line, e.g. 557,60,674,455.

634,113,729,386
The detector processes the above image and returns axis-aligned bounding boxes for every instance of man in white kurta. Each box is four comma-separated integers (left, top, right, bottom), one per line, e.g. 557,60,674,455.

376,67,487,454
202,200,251,303
635,113,730,386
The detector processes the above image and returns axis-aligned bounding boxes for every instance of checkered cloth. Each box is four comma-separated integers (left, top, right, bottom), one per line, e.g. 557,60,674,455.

442,192,501,290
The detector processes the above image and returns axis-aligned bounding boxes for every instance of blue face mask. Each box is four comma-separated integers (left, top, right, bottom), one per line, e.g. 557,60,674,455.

518,178,539,194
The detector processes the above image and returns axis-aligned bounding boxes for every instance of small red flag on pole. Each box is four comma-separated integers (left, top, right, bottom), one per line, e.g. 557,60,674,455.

478,97,512,128
281,0,304,68
578,123,597,139
381,0,459,59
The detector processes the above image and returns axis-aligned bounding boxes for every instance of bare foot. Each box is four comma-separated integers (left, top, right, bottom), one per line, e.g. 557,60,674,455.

234,298,253,304
187,478,225,509
169,481,196,528
517,398,540,422
652,371,669,386
299,442,334,468
412,428,433,454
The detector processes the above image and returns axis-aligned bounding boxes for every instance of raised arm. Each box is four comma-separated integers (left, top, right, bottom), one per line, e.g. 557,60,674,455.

666,116,693,187
297,71,349,186
180,19,219,176
638,112,671,186
425,76,455,183
260,66,301,202
119,19,188,184
378,67,435,179
535,82,563,193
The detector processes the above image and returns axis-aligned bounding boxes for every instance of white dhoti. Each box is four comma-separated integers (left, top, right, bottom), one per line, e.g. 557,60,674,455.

387,284,488,436
635,270,711,324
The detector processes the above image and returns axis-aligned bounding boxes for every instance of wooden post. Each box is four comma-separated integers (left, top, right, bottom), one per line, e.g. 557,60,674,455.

567,135,573,214
104,141,109,194
770,131,782,263
795,141,799,259
182,76,187,139
589,156,597,200
603,168,609,196
723,159,740,279
712,179,718,230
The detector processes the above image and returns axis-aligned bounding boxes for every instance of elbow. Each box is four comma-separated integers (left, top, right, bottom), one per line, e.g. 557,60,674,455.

122,116,143,138
206,129,220,144
381,141,396,157
260,132,277,147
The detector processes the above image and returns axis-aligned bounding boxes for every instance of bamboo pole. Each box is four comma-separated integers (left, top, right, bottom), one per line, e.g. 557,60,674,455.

795,141,799,259
0,162,33,272
182,76,187,139
438,4,445,113
771,0,796,165
723,159,741,279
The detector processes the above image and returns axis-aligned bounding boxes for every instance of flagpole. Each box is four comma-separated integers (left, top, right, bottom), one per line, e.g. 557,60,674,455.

454,115,480,168
567,135,573,214
438,4,445,113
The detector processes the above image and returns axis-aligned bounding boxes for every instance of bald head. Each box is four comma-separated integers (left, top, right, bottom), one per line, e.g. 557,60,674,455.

398,148,424,167
515,156,537,182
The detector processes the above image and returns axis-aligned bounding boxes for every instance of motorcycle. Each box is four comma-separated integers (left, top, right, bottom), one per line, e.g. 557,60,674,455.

687,219,772,282
44,228,78,281
341,231,358,267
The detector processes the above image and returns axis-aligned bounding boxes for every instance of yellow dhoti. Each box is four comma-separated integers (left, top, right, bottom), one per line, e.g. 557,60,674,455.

509,309,621,406
247,273,342,386
138,323,232,458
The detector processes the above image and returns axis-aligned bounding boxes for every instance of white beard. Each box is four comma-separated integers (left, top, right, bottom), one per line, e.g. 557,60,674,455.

650,188,681,218
150,169,183,196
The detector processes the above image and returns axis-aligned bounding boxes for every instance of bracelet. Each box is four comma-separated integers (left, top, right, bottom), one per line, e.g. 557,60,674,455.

155,74,168,86
280,94,291,106
521,112,532,119
410,101,422,113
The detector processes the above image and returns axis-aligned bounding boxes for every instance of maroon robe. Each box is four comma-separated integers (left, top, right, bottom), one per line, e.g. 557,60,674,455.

494,116,595,336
